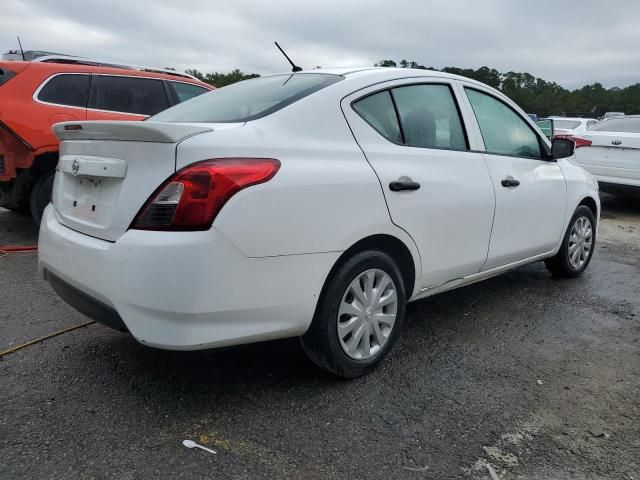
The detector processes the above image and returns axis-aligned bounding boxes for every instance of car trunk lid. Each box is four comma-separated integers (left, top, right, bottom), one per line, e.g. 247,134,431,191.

577,131,640,170
51,121,220,241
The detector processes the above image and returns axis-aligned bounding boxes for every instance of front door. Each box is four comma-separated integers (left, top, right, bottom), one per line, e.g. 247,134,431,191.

343,81,496,288
462,86,567,270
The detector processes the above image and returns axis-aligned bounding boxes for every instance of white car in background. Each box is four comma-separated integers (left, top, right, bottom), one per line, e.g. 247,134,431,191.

571,116,640,193
601,112,625,121
38,68,600,377
550,117,599,138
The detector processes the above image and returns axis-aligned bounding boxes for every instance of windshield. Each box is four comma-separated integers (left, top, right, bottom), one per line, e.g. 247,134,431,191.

553,119,581,130
149,73,343,123
592,117,640,133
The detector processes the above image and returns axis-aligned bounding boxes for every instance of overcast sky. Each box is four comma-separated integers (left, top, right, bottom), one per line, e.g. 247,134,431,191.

2,0,639,89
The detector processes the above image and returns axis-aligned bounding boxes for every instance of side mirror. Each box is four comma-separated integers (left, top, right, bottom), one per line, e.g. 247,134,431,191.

551,138,575,159
536,118,554,141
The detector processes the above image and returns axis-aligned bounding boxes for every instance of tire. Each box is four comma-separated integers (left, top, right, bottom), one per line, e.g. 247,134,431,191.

29,171,55,225
301,250,407,378
545,205,596,277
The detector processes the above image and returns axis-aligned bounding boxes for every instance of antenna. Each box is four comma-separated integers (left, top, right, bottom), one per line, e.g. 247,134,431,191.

16,36,26,61
274,42,302,72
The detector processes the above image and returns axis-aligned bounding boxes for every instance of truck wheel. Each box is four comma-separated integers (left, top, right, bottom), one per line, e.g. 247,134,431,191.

30,172,55,225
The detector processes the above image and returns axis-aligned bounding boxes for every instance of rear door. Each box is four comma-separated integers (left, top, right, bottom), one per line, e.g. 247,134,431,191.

86,75,171,120
461,85,566,270
342,79,495,288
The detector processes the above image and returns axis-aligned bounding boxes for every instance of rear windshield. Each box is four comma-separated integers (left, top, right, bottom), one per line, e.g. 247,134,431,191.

592,118,640,133
553,119,581,130
149,73,343,123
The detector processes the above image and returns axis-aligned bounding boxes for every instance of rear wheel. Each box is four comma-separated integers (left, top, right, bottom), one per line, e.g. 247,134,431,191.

29,171,55,225
545,205,596,277
301,250,406,378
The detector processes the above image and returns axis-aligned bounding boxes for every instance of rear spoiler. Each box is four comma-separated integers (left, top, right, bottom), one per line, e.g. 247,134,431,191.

53,121,213,143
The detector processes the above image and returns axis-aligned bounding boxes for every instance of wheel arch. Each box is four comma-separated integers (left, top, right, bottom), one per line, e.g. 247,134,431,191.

323,234,418,301
29,151,59,178
578,196,598,223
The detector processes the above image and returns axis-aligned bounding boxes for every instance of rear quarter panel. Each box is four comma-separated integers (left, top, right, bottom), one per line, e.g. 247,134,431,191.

175,91,422,287
1,65,85,153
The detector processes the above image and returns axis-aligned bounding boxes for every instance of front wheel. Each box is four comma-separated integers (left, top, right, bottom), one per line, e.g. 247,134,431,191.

545,205,596,277
301,250,406,378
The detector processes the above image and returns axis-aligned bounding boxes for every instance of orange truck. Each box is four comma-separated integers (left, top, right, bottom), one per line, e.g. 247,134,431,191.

0,54,213,222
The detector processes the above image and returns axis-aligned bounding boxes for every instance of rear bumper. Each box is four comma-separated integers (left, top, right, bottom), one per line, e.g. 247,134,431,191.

44,270,128,332
38,206,339,350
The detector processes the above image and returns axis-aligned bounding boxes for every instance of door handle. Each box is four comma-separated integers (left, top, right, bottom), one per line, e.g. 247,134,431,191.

389,180,421,192
501,177,520,188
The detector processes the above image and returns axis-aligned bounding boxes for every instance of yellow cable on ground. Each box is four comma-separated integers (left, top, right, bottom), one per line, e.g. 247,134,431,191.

0,321,95,357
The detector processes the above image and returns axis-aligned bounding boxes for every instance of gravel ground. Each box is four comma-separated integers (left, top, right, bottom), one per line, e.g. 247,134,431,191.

0,195,638,480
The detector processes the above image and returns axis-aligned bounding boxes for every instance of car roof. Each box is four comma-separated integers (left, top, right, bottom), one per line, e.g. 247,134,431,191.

6,60,212,87
265,67,497,90
549,117,598,122
299,66,478,81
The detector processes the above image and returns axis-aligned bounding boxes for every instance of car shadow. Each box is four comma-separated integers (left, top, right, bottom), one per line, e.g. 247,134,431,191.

0,208,39,246
600,191,640,219
72,260,561,403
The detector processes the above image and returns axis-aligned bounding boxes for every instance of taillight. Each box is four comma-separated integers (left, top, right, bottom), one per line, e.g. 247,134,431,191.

568,136,592,149
131,158,280,231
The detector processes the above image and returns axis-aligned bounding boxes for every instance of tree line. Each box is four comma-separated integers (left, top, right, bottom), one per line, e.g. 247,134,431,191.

375,60,640,117
186,68,260,88
188,60,640,117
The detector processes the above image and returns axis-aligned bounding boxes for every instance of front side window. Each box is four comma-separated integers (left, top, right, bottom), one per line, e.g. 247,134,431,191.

38,74,90,108
170,81,210,103
352,91,402,143
466,88,542,159
391,84,467,150
151,74,343,123
89,76,169,116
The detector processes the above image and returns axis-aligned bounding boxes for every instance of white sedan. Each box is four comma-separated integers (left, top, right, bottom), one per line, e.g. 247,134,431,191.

571,116,640,193
550,117,599,138
38,68,600,377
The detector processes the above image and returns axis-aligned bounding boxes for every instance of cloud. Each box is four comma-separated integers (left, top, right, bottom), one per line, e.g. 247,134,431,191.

2,0,639,88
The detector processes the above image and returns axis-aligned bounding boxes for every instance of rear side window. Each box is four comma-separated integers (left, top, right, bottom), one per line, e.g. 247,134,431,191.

466,88,542,159
592,117,640,133
89,76,169,116
352,91,402,143
170,82,209,103
0,67,17,87
391,84,467,150
150,73,343,123
38,74,90,108
553,119,582,129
